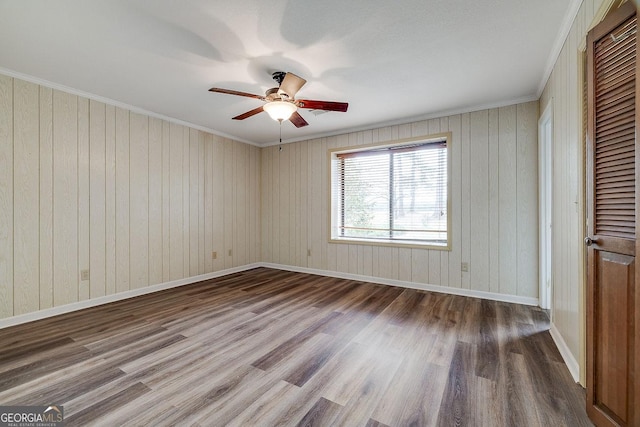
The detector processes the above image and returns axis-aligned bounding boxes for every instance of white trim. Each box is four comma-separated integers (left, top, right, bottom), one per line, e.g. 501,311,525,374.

0,67,539,149
0,66,260,147
0,261,581,384
0,263,261,329
261,263,540,306
538,99,554,310
550,322,581,383
0,261,542,330
536,0,583,97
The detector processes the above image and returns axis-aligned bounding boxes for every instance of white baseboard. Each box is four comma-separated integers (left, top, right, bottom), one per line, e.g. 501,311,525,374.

0,263,261,329
261,262,540,306
0,261,540,330
549,322,580,383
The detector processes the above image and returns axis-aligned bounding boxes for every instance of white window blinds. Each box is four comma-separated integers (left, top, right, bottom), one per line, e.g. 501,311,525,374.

332,139,448,245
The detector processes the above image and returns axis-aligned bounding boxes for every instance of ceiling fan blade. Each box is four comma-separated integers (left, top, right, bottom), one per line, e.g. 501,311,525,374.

289,111,309,128
278,72,306,98
209,87,264,100
232,106,264,120
296,99,348,112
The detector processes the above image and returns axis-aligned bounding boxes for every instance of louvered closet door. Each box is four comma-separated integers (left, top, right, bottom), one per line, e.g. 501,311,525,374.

586,1,639,426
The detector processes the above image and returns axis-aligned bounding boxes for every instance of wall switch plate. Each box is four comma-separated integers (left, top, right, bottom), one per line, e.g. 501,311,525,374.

80,270,90,281
228,249,232,256
212,251,217,260
461,262,469,272
307,249,311,257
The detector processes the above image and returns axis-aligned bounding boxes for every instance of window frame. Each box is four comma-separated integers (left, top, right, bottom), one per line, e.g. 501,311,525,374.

328,132,452,250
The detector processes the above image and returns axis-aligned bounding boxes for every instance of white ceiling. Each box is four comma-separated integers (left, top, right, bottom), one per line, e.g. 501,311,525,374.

0,0,574,145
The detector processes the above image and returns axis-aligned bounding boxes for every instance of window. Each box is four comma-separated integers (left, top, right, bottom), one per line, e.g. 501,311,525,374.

330,134,450,248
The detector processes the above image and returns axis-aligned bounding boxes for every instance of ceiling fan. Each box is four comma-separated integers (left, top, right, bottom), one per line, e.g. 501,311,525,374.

208,71,348,128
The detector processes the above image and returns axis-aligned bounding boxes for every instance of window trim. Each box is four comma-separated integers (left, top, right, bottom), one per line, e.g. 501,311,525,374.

328,132,452,250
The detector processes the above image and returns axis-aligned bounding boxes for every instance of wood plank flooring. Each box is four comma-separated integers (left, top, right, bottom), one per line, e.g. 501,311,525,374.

0,268,592,426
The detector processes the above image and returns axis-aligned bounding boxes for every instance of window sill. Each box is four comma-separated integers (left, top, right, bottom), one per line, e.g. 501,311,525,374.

329,237,451,251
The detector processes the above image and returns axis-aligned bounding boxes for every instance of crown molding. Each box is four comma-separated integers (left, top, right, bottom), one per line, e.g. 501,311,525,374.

0,66,261,147
536,0,584,97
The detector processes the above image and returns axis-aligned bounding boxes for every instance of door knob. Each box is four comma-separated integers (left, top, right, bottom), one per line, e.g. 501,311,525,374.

584,237,594,246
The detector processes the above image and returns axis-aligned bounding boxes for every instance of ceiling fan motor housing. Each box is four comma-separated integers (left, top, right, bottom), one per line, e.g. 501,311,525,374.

208,70,347,128
265,87,282,102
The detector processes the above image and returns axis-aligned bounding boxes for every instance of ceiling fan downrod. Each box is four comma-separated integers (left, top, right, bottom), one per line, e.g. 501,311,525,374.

272,71,286,86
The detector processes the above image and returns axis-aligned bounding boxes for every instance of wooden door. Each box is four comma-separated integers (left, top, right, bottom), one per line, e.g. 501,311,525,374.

586,2,639,426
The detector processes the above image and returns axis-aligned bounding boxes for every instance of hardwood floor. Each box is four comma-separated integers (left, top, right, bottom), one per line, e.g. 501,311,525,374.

0,268,591,426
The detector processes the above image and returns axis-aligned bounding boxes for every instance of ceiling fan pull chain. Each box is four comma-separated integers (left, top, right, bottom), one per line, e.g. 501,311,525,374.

208,71,347,130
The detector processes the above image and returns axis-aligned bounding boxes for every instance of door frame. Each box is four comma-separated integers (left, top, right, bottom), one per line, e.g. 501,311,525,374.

538,100,553,311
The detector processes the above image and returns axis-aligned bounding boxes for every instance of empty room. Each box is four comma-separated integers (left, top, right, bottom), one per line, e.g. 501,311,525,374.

0,0,637,426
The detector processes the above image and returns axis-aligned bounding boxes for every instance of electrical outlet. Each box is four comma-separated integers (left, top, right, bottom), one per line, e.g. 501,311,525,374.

228,249,232,257
80,269,90,281
212,251,217,260
307,249,311,257
461,262,469,272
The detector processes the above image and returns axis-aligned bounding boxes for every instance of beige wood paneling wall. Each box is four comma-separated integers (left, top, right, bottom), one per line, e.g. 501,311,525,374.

261,101,539,298
0,74,261,319
539,0,608,381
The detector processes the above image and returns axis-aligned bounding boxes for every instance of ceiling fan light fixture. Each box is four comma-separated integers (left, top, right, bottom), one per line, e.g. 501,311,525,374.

263,100,297,121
